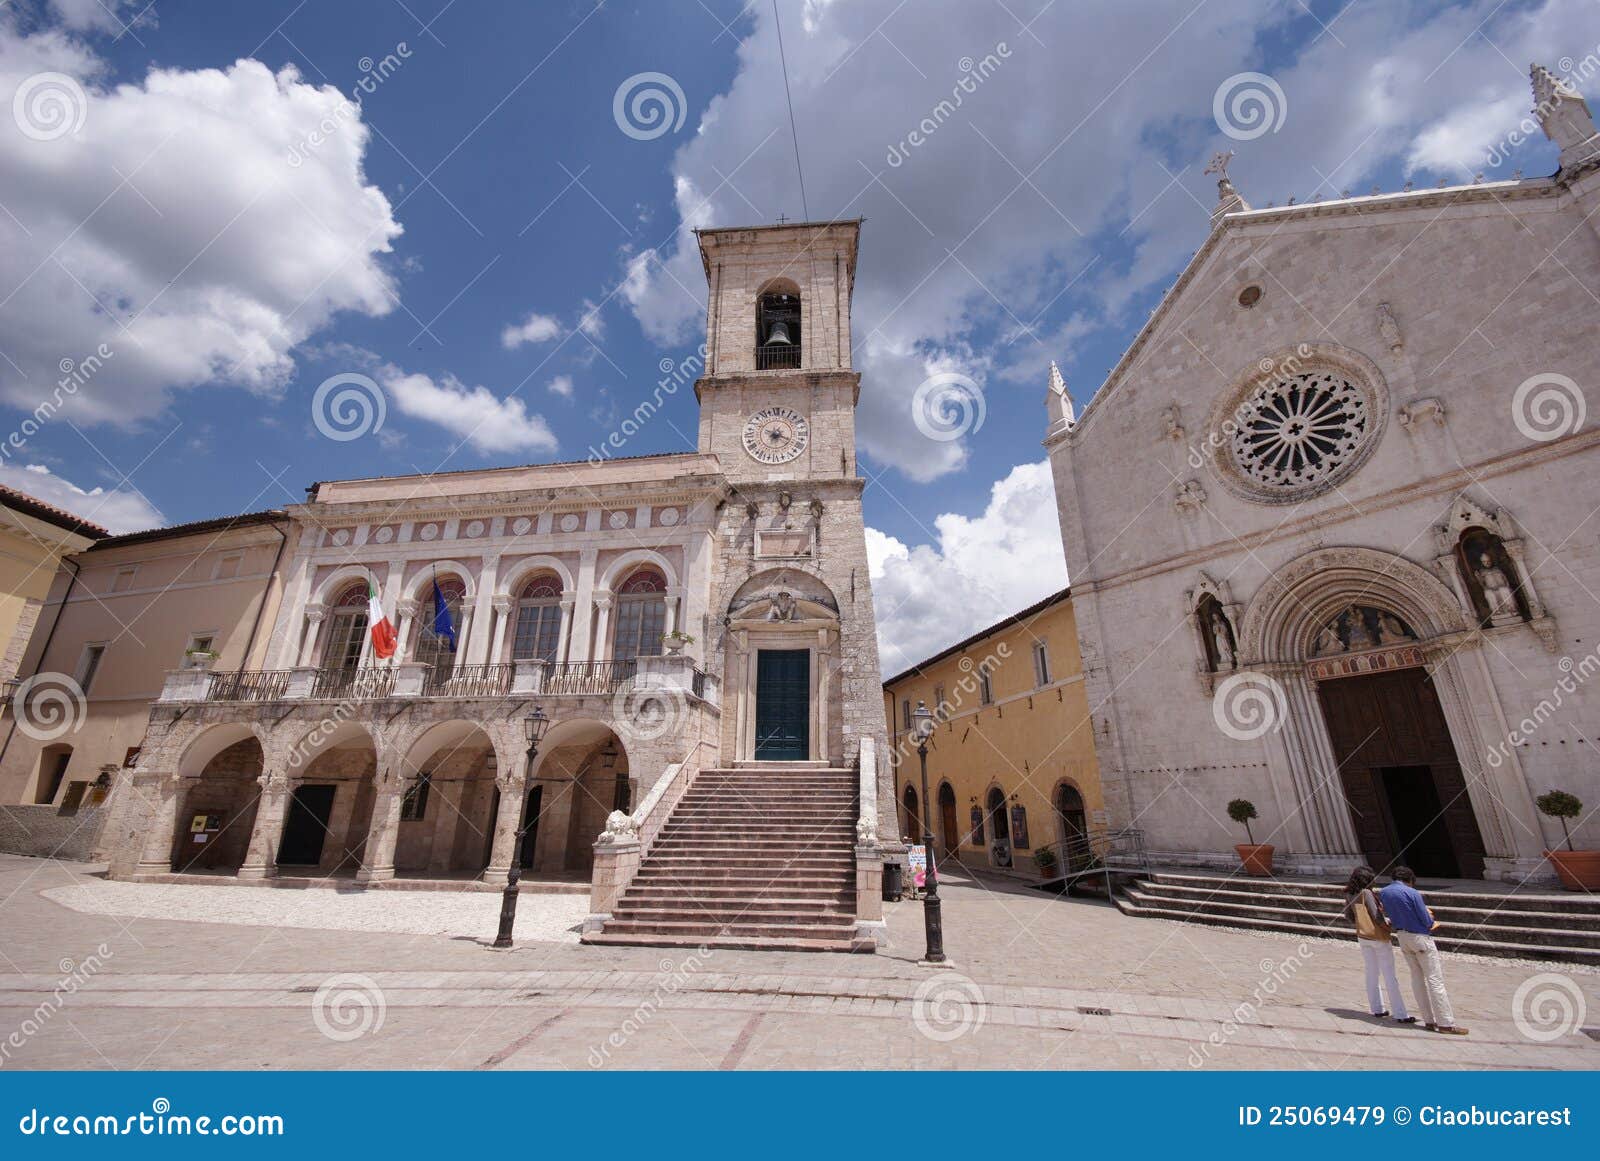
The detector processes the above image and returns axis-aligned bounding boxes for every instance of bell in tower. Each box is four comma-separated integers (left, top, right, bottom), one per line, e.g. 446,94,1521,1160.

756,291,801,369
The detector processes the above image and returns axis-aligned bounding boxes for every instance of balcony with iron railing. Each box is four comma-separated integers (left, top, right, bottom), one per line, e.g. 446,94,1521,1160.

166,655,715,708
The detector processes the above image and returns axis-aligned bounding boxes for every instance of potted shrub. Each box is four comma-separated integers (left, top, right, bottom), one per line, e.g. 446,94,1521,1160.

1227,798,1274,876
1537,790,1600,891
183,647,219,671
660,630,694,655
1033,844,1058,879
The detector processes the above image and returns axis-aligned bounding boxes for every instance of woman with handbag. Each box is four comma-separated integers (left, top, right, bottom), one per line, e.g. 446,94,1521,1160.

1343,866,1415,1024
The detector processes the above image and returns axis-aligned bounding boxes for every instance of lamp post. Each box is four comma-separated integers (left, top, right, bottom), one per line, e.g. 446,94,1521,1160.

493,707,550,949
911,700,945,963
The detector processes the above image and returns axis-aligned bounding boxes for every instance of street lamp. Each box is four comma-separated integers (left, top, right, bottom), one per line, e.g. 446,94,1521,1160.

911,699,945,964
493,707,550,949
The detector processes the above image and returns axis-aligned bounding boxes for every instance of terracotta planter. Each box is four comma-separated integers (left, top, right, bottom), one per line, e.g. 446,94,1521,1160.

1235,843,1275,876
1545,849,1600,891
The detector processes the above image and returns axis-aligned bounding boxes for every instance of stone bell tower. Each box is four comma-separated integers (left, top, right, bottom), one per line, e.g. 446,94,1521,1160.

693,219,892,819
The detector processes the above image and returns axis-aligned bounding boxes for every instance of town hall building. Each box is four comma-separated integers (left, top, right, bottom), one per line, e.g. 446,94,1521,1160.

22,219,895,950
1045,65,1600,884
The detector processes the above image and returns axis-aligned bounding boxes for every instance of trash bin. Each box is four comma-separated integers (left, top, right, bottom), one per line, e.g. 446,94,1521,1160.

882,861,903,902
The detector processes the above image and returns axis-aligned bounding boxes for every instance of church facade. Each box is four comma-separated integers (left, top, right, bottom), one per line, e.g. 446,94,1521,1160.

93,219,894,942
1046,67,1600,883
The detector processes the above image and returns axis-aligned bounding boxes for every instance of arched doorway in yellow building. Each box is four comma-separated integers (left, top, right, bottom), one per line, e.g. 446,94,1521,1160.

986,786,1012,868
1054,781,1091,872
937,781,959,858
900,784,920,843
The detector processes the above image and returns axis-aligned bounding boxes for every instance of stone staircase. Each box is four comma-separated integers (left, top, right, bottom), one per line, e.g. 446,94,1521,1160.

1116,871,1600,964
582,765,865,953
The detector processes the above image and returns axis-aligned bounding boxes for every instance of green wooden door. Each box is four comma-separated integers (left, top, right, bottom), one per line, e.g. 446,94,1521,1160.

755,649,809,760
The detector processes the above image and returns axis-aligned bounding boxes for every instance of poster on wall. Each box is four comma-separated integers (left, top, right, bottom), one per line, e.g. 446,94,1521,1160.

969,806,985,845
907,844,928,887
1010,805,1029,849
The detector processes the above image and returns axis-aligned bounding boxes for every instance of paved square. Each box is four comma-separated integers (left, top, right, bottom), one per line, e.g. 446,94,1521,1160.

1,854,1594,1070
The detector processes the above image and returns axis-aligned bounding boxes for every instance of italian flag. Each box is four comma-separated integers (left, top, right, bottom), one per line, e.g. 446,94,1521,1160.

367,580,398,660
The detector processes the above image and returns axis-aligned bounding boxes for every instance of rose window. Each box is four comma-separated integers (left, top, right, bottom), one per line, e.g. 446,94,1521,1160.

1229,371,1370,493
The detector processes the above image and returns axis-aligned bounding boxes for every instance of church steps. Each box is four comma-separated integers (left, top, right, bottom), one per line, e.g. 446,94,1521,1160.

1126,880,1600,935
1115,872,1600,963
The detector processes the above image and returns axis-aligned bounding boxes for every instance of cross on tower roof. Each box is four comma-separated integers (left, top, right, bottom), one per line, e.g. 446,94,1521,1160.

1204,150,1234,180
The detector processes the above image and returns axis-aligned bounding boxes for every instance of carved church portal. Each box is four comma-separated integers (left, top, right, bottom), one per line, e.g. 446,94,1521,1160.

1316,666,1486,879
755,649,810,760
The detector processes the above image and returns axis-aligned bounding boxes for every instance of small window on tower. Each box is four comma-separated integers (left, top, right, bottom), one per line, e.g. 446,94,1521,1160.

756,292,801,370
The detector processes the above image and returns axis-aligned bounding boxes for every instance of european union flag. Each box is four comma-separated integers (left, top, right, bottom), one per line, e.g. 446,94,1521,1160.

430,579,457,651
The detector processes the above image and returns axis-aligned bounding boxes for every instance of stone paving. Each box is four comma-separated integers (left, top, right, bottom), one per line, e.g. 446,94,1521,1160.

0,854,1595,1070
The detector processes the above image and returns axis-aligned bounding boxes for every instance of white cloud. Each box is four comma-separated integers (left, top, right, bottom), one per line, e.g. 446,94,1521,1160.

547,374,574,398
500,311,561,349
867,460,1066,676
377,365,557,456
0,22,402,426
0,462,163,534
576,299,605,340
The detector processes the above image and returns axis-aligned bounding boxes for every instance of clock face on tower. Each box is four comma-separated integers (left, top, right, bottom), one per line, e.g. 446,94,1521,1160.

742,406,810,465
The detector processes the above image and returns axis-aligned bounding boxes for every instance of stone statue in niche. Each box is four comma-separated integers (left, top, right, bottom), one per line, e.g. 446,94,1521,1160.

1456,528,1527,628
766,590,797,622
1475,553,1521,626
1198,596,1236,672
1211,612,1235,671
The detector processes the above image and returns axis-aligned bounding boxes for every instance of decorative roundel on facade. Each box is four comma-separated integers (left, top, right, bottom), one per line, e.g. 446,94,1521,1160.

559,513,581,533
742,405,809,465
419,523,440,541
464,519,486,538
1237,284,1263,309
373,526,394,544
658,507,679,527
1207,346,1388,505
607,511,629,529
330,528,351,546
1230,372,1369,494
511,516,532,535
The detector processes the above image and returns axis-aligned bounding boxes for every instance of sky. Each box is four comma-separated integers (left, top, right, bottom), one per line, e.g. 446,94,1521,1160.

0,0,1593,672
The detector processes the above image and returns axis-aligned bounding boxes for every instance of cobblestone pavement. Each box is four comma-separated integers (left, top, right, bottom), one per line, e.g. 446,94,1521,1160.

1,855,1595,1070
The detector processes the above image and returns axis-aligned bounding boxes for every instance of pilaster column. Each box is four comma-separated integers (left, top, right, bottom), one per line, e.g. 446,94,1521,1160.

298,607,326,667
357,773,403,883
395,598,418,664
570,549,598,662
237,775,291,880
491,596,513,664
593,593,614,661
132,773,184,876
817,629,833,764
466,555,499,664
556,597,575,664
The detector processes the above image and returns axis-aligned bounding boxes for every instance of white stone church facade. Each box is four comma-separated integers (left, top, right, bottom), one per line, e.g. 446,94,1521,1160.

102,220,894,940
1046,66,1600,883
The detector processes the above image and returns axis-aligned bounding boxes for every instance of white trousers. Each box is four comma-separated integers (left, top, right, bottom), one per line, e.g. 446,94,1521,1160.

1358,937,1408,1019
1396,930,1455,1027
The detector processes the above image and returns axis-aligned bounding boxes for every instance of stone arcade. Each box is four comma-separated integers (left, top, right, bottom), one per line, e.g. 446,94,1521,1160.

1045,67,1600,883
101,219,896,950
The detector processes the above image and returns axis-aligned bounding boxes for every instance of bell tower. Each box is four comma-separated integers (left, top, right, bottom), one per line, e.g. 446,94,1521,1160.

694,219,860,484
693,218,891,837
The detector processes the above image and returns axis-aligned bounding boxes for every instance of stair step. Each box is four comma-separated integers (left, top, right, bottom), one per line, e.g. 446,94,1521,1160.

582,931,862,953
598,917,858,939
613,904,854,924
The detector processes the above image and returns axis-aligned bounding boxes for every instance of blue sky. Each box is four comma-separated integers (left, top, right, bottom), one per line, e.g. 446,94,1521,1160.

0,0,1592,665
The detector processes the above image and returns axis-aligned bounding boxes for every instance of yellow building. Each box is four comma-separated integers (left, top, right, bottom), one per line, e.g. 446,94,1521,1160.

881,587,1105,880
0,485,105,685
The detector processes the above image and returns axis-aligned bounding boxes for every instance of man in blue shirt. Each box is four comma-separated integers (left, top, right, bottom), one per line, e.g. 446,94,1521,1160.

1379,867,1468,1035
